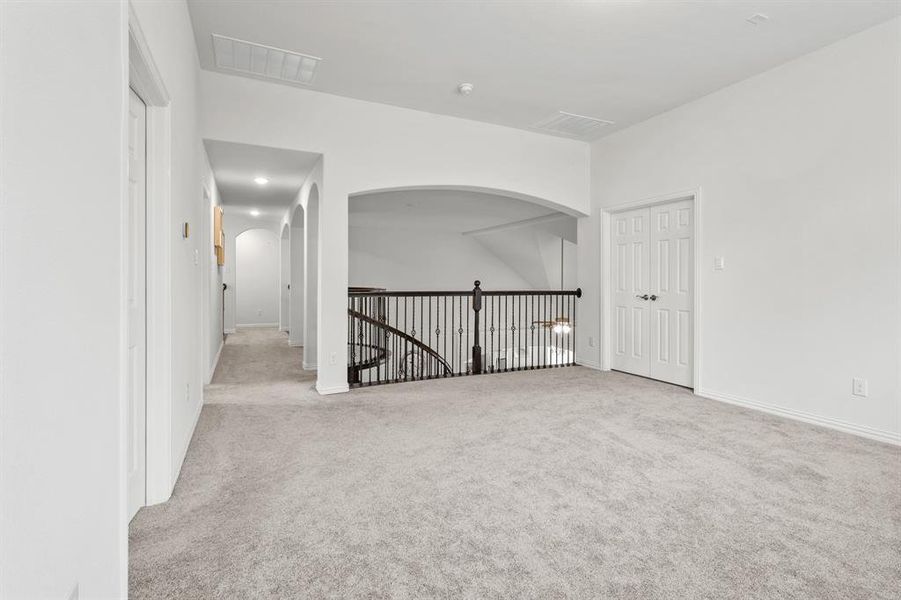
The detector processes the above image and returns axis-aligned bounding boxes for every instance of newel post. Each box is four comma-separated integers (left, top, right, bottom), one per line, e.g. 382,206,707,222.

471,280,482,374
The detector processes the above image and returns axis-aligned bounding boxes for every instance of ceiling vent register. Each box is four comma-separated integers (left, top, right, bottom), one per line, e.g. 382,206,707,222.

212,34,321,85
534,111,615,139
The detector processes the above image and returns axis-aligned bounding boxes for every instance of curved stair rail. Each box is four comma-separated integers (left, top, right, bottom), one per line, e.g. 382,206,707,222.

348,282,581,388
348,306,453,385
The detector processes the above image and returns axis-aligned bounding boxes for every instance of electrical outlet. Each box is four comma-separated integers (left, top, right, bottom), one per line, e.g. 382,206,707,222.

713,256,725,271
257,309,263,316
588,336,595,348
329,352,337,365
852,378,868,397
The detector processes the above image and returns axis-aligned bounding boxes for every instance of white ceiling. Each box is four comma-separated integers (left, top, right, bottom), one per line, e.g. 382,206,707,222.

203,140,320,220
187,1,901,140
350,189,567,233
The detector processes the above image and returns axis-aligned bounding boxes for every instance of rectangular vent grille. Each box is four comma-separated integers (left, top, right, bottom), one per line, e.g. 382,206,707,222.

534,111,615,138
212,34,321,85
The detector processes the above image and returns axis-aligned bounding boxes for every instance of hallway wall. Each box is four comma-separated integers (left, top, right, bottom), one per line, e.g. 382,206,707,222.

236,228,280,326
222,213,283,333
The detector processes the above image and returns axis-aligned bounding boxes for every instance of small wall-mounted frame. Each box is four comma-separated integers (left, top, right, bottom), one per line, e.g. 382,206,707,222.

213,206,225,266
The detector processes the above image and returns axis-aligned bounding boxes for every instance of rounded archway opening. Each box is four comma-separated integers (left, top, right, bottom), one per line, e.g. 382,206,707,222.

348,186,577,292
288,204,305,347
303,184,320,370
234,228,280,328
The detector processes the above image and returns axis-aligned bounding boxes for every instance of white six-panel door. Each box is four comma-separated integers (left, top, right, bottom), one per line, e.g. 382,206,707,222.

612,200,693,387
127,88,147,520
611,208,651,376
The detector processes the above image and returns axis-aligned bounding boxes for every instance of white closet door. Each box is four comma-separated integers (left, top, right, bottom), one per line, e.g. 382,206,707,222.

127,88,147,521
611,208,651,376
649,201,693,386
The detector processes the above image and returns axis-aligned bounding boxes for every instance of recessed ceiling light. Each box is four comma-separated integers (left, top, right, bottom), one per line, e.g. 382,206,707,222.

212,34,321,85
254,177,269,185
250,209,261,217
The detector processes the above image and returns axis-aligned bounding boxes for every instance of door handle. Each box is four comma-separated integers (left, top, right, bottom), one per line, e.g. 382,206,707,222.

649,295,658,301
635,294,649,301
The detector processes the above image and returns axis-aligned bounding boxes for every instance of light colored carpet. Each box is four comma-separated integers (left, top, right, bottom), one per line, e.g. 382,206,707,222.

130,328,901,599
205,327,318,405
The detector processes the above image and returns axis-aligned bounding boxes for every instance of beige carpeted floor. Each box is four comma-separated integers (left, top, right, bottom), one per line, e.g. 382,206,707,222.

129,328,901,599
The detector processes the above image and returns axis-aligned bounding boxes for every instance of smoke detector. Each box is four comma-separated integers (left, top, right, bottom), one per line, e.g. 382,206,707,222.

534,111,615,139
212,34,321,85
457,82,474,96
746,13,770,26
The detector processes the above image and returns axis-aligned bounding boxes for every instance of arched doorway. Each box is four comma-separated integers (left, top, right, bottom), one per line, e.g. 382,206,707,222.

279,223,290,333
235,228,280,327
288,205,305,347
304,184,320,370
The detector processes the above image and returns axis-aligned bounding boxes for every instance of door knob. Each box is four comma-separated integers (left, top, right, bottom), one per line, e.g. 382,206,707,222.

649,295,658,301
635,294,649,300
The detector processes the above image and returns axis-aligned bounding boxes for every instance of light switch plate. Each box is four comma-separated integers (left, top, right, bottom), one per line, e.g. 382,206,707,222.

713,256,725,271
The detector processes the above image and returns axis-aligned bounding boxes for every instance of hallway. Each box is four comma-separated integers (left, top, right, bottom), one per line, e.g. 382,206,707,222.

205,327,317,404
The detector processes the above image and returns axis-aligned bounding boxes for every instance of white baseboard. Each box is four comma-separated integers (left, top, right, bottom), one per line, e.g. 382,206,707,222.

317,382,349,395
207,339,224,384
224,328,236,334
697,388,900,446
576,359,603,371
236,322,279,328
289,341,303,348
303,361,317,370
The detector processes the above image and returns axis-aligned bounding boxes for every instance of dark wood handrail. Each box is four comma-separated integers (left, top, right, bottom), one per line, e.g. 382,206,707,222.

349,288,582,298
347,307,453,375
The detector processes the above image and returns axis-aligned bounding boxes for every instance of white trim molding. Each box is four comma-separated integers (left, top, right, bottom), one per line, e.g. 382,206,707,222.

303,361,317,370
316,383,350,395
236,322,279,328
207,339,224,384
129,5,174,509
576,359,603,371
697,388,901,446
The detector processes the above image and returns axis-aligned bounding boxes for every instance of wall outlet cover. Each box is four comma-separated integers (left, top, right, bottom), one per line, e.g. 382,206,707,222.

852,377,868,397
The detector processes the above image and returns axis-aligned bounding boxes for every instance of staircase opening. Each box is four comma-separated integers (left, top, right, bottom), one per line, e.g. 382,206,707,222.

347,188,580,387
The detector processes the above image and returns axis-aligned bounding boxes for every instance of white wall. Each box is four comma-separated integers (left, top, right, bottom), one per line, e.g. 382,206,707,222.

235,228,280,326
279,225,290,331
203,157,224,383
288,203,306,347
222,213,282,332
350,226,533,291
0,2,128,597
202,71,591,392
581,18,901,443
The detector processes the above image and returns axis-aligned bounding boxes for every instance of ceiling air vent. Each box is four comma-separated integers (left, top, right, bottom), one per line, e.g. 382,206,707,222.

212,34,321,85
534,111,615,139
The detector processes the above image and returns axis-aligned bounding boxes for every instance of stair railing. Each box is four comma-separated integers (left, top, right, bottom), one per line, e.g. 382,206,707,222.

348,281,581,387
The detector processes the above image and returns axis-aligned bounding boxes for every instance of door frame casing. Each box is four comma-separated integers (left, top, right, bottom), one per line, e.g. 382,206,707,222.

128,5,174,508
599,188,702,391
